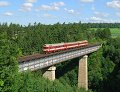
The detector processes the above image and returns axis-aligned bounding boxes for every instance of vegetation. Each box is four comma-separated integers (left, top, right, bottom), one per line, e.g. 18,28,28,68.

0,22,120,92
83,23,120,28
17,71,90,92
95,28,111,40
110,28,120,34
110,28,120,38
0,31,21,92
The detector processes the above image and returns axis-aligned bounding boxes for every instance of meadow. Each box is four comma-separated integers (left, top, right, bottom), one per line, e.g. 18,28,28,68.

110,28,120,34
91,28,120,38
110,28,120,38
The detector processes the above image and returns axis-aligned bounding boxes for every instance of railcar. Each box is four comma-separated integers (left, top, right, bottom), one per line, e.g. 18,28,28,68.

43,40,88,53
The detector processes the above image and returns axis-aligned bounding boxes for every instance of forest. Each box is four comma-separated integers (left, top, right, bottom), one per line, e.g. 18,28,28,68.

0,22,120,92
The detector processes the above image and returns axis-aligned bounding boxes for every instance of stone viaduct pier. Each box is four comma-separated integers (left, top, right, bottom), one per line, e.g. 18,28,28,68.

18,44,101,90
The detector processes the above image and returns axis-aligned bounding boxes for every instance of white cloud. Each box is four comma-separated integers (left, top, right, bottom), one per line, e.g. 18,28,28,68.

92,5,95,11
64,8,79,15
90,16,109,23
37,5,59,11
23,3,33,7
4,12,13,16
19,3,33,12
26,0,37,3
36,2,65,11
64,8,74,13
51,2,65,7
43,13,57,18
105,19,120,23
90,16,103,21
89,16,120,23
0,1,10,7
79,0,94,3
116,12,120,17
107,0,120,9
94,11,109,17
19,0,37,12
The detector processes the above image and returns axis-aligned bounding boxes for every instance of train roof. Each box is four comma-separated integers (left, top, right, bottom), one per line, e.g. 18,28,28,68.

44,40,88,47
44,42,64,46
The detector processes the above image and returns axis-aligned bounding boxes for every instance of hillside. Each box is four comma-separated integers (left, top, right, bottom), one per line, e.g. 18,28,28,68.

0,22,120,92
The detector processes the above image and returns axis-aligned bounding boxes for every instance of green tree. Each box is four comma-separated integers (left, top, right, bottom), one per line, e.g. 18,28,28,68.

95,28,111,40
0,31,21,92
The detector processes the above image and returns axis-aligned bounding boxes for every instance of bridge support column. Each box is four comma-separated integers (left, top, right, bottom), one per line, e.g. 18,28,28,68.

43,66,56,81
78,55,88,90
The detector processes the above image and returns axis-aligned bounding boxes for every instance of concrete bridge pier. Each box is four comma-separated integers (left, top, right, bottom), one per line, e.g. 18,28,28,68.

78,55,88,90
43,66,56,81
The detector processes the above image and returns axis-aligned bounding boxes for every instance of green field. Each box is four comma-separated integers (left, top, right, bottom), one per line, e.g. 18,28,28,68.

91,28,120,38
110,28,120,38
110,28,120,34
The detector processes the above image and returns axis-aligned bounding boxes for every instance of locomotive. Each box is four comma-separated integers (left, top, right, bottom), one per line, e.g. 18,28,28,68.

43,40,88,53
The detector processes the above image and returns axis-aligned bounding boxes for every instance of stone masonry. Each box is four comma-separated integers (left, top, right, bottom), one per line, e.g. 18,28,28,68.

78,55,88,90
43,66,56,81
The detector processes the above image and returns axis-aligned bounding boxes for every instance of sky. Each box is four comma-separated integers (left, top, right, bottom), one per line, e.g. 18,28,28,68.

0,0,120,25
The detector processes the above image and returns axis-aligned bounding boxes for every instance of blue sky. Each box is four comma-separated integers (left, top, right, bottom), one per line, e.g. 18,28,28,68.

0,0,120,25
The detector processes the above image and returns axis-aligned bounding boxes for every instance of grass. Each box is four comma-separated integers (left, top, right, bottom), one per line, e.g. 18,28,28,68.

110,28,120,34
110,28,120,38
91,28,120,38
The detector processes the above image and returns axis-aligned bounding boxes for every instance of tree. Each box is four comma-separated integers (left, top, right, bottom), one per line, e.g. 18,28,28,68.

101,37,120,92
0,31,21,92
95,28,111,40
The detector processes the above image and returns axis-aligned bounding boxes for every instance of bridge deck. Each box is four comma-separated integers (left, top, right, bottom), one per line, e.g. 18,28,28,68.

18,44,101,72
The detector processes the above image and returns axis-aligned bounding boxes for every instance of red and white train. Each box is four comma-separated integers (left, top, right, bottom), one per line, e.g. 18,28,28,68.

43,40,88,53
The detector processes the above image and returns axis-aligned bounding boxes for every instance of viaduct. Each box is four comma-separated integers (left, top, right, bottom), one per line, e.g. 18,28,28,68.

18,44,101,90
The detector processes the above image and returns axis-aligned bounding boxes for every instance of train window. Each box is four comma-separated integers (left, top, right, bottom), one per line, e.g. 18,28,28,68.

43,46,48,48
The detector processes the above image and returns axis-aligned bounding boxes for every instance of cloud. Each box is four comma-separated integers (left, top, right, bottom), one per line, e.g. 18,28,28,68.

37,5,59,11
51,2,65,7
43,13,57,18
90,16,109,23
90,16,103,21
4,12,13,16
89,16,120,23
91,5,95,11
0,1,10,7
64,8,74,13
64,8,79,15
23,3,33,7
94,11,109,17
26,0,37,3
19,3,33,12
19,0,36,12
36,2,65,11
105,19,120,23
116,12,120,17
79,0,94,3
107,0,120,9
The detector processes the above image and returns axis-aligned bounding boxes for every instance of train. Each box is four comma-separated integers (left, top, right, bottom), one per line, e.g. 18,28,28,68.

43,40,88,53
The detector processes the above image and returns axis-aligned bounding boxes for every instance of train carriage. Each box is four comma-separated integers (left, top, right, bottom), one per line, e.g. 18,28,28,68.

43,40,88,53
